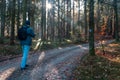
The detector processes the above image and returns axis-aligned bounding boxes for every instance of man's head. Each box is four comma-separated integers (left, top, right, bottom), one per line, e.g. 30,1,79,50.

25,20,30,25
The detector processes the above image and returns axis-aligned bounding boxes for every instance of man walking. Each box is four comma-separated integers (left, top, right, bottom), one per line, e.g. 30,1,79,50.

19,20,35,70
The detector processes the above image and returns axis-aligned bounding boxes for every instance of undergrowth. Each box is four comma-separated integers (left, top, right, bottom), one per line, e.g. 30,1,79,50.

72,41,120,80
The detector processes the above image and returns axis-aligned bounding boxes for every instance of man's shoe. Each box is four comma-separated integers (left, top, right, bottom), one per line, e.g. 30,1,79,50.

20,65,29,70
21,67,27,70
25,65,29,67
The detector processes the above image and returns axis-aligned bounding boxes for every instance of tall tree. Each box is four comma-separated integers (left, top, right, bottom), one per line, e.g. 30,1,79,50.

113,0,119,41
66,0,71,39
29,0,35,27
10,0,16,45
84,0,88,41
17,0,21,32
51,0,55,41
72,0,75,34
23,0,27,23
0,0,6,43
89,0,95,56
41,0,46,42
95,0,100,32
78,0,80,22
58,0,61,42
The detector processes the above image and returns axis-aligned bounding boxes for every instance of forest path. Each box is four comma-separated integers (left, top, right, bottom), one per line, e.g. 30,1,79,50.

0,40,114,80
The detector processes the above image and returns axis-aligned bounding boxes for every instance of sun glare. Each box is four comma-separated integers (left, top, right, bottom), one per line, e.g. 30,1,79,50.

46,2,52,9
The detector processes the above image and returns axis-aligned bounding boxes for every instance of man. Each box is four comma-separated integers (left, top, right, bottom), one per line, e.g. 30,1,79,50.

20,20,35,70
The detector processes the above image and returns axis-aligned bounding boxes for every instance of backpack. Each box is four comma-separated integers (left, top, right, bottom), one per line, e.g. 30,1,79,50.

18,26,28,40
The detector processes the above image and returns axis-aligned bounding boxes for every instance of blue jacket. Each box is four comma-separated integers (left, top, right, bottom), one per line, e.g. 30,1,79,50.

20,26,35,46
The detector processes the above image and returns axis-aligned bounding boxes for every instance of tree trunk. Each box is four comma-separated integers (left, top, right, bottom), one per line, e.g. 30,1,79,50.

72,0,75,35
0,0,6,44
29,0,35,28
23,0,27,24
17,0,20,33
84,0,88,41
41,0,46,42
66,0,71,39
10,0,16,45
113,0,119,41
96,0,100,32
58,0,61,42
51,0,55,42
89,0,95,56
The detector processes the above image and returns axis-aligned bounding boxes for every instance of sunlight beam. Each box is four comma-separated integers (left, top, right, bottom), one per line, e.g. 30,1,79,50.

0,67,16,80
46,1,52,9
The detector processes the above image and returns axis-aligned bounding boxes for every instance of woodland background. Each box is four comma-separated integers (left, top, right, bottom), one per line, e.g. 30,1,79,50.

0,0,120,55
0,0,120,79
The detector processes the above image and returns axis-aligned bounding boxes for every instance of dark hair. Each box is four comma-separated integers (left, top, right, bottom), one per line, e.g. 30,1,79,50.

25,20,30,25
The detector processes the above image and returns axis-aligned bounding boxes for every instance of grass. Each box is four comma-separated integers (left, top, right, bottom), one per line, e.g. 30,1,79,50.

72,41,120,80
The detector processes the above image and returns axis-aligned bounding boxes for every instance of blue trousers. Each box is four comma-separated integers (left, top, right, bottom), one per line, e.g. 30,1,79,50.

21,45,30,68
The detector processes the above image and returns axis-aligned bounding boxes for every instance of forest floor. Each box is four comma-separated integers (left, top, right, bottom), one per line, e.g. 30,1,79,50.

71,41,120,80
0,39,119,80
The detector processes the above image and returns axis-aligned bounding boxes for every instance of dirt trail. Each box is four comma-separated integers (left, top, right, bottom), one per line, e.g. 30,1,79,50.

0,40,114,80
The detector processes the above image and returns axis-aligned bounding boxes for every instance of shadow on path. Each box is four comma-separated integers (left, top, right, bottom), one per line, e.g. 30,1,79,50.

5,51,46,80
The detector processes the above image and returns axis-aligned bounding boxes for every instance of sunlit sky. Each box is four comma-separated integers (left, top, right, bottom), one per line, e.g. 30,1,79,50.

46,1,52,9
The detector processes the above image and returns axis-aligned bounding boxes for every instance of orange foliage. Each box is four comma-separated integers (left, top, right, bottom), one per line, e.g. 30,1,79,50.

100,25,107,35
94,24,113,41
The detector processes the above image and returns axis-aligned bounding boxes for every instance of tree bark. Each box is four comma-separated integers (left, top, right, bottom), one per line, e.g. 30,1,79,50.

10,0,16,45
23,0,27,24
89,0,95,56
0,0,6,44
41,0,46,42
84,0,88,41
113,0,119,41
